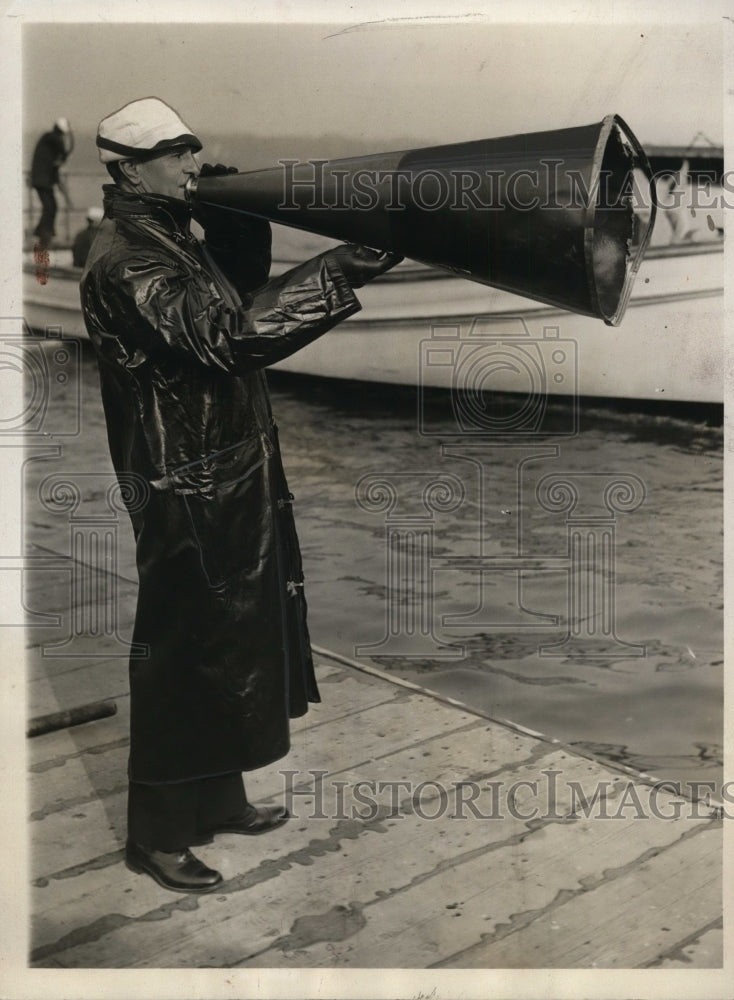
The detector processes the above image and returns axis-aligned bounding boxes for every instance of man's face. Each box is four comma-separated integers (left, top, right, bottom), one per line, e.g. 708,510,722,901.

131,147,200,199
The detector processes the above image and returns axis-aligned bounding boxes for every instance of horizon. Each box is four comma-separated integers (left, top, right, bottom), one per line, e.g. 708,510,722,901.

24,123,724,180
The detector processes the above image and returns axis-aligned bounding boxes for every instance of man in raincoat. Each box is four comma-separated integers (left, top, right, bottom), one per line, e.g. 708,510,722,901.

80,97,400,893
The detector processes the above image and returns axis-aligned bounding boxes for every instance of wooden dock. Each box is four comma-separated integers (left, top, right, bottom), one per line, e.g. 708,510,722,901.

13,339,726,987
28,645,723,970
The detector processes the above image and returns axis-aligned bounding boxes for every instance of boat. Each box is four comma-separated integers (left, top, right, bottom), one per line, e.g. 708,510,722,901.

22,148,725,404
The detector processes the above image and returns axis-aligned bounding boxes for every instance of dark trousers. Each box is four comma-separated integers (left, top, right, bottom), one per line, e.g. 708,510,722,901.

128,772,249,852
33,186,57,242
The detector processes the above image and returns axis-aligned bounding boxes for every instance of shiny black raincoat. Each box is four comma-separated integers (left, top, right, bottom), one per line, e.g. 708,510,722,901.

80,185,360,783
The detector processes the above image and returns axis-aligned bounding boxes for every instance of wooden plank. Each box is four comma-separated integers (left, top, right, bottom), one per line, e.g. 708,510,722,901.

24,570,139,654
27,656,131,717
436,823,722,968
28,664,397,825
655,922,724,968
230,789,720,969
32,793,128,891
30,709,536,961
29,675,485,879
35,742,716,969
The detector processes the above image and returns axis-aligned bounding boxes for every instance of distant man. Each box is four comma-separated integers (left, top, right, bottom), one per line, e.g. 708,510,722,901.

30,117,74,247
80,97,400,894
72,206,104,267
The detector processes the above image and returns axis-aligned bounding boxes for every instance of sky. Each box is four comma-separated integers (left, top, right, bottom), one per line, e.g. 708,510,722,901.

20,18,723,154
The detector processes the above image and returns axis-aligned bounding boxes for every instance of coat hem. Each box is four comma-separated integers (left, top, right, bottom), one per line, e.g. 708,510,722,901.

128,743,293,785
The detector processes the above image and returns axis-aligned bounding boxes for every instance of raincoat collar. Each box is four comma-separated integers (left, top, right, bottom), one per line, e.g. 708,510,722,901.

102,183,193,234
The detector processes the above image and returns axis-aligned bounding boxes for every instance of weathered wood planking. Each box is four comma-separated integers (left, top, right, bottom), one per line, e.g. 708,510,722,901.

30,668,486,878
29,705,532,952
228,781,719,969
434,823,722,968
30,685,548,961
31,742,570,966
29,656,723,969
27,656,131,719
655,921,724,968
24,570,138,657
28,694,131,769
33,745,720,966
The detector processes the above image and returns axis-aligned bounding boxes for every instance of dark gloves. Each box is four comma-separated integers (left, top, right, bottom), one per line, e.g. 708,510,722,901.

194,163,272,294
199,162,239,179
326,244,403,288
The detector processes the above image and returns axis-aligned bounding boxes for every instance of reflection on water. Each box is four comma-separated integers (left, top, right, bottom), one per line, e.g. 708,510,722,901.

268,371,723,793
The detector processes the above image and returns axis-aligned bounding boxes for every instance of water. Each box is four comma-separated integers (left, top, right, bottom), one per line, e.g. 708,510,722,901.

266,372,723,794
23,344,723,796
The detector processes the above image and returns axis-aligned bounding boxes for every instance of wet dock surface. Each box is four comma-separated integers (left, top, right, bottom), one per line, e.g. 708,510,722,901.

22,338,724,970
29,652,723,969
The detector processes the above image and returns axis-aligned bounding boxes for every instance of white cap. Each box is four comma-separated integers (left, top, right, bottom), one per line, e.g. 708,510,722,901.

86,206,105,224
55,117,70,133
96,97,202,164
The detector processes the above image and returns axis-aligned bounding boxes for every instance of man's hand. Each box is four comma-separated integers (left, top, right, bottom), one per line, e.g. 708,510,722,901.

199,162,239,179
326,244,403,288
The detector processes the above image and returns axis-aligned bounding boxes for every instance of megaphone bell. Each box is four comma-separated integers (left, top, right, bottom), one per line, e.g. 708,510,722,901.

187,115,656,326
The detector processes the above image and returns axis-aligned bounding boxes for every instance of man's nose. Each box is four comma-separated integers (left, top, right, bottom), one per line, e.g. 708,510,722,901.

182,151,199,175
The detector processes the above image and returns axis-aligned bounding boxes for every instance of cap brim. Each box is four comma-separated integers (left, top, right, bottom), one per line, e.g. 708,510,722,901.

97,133,202,162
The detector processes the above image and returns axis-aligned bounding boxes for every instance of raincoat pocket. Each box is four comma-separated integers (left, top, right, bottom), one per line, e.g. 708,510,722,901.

174,438,273,590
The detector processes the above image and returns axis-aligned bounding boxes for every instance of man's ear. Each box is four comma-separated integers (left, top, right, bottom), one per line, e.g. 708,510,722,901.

119,160,143,186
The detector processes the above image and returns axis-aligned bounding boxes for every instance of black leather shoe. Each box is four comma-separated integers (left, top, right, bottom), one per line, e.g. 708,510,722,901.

204,804,290,837
125,840,223,894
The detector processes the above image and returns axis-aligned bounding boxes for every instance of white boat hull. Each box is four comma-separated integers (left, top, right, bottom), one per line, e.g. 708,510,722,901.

23,244,723,404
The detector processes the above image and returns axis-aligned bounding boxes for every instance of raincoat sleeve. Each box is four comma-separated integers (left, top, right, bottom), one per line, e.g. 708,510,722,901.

201,215,273,296
87,250,361,375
